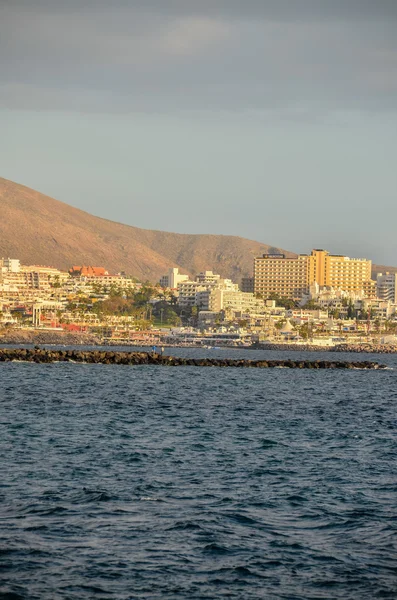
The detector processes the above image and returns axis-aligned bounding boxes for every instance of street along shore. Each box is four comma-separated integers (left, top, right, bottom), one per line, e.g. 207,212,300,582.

0,347,387,369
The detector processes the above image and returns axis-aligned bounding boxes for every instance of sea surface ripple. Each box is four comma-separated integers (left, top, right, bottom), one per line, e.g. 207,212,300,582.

0,348,396,599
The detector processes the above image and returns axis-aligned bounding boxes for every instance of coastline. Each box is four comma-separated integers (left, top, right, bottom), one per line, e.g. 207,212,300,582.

0,330,396,354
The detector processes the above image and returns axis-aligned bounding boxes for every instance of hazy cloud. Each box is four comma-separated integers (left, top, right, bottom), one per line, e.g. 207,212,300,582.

3,0,397,21
1,1,396,114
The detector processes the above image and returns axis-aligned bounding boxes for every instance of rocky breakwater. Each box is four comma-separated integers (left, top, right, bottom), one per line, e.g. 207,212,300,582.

333,343,397,354
0,348,387,369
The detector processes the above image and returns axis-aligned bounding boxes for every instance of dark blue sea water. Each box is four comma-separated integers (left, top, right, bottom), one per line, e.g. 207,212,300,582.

1,348,396,599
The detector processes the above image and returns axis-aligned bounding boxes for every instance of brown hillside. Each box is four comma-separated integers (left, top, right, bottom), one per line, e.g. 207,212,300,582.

372,265,397,278
0,177,293,282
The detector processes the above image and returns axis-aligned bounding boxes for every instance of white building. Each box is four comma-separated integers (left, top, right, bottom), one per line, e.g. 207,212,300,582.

198,311,220,326
75,274,138,289
377,272,397,304
177,281,207,307
286,309,329,323
177,271,238,307
195,289,219,311
194,271,239,292
220,290,265,314
360,298,397,320
160,267,189,289
1,258,21,273
1,265,68,291
302,282,365,307
195,271,221,285
193,288,265,314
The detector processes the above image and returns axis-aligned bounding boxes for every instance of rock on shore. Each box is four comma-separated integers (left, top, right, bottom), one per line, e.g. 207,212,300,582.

257,343,397,354
0,329,101,346
333,343,397,354
0,348,386,369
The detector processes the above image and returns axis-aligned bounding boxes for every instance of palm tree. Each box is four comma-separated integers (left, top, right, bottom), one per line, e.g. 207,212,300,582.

384,319,395,334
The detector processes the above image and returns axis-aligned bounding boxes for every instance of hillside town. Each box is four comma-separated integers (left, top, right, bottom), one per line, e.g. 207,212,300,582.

0,250,396,349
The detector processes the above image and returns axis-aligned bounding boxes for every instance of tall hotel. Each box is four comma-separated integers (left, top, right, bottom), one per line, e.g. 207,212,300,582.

254,249,373,300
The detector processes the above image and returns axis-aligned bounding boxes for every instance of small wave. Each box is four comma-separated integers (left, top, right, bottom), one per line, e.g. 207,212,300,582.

18,503,68,516
83,489,114,502
24,524,49,532
286,494,308,505
166,521,203,531
233,565,255,577
261,439,279,449
270,540,304,550
228,513,257,525
67,489,116,504
203,543,232,555
78,584,110,594
126,452,145,463
0,546,51,558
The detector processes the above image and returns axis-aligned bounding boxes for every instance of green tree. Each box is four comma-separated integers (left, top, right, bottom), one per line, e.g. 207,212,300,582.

298,323,310,340
189,306,199,326
347,300,356,319
268,293,297,310
51,275,61,289
302,299,321,310
384,319,396,333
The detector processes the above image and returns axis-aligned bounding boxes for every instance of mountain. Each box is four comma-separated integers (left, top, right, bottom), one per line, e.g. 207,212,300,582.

0,177,293,283
372,265,397,278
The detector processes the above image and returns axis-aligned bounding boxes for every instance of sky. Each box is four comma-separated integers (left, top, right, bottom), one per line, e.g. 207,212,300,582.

1,0,396,264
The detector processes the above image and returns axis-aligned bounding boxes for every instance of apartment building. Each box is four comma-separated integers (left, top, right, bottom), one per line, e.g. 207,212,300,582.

310,250,372,294
73,274,138,289
241,277,254,293
195,289,220,311
254,254,310,300
254,249,373,300
177,281,207,307
360,298,397,320
1,264,69,291
195,271,221,285
220,290,266,314
177,271,239,307
193,288,266,314
1,258,21,273
376,272,397,303
159,267,189,289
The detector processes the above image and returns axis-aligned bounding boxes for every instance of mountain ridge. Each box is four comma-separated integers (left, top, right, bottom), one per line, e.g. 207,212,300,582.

0,177,294,283
1,177,393,283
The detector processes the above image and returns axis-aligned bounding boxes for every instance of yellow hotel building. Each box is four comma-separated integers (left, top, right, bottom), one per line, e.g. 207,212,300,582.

254,249,373,300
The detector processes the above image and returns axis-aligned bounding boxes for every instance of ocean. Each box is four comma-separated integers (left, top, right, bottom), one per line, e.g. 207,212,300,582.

1,348,396,599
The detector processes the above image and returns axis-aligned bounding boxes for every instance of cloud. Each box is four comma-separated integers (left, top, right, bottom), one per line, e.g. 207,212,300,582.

4,0,397,21
0,1,396,114
0,6,231,72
